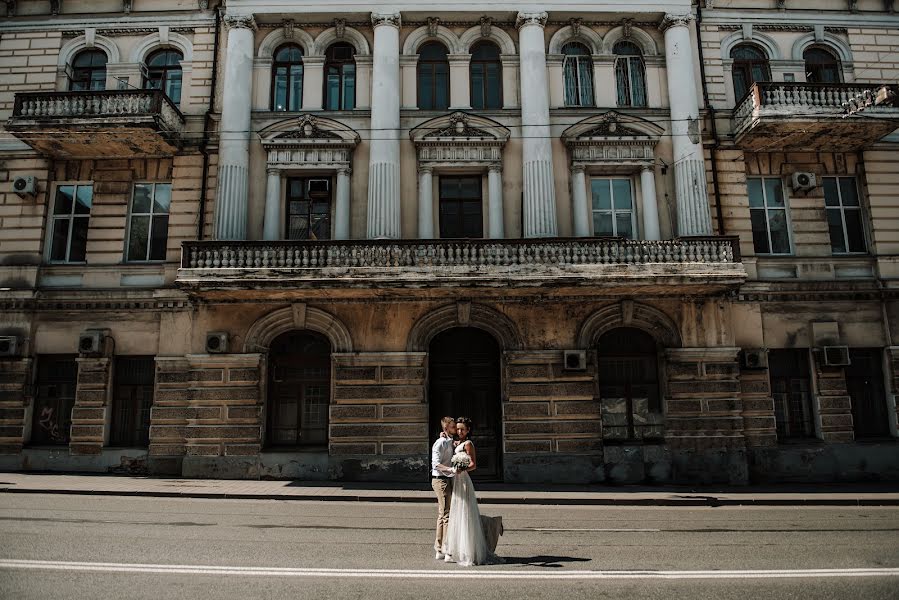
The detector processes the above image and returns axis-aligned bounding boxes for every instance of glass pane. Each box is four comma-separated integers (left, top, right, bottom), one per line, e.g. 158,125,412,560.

485,64,500,109
127,215,149,261
616,213,633,239
823,177,839,207
615,60,630,106
629,59,646,107
50,219,70,261
418,67,434,109
768,209,790,254
69,217,89,262
153,184,171,214
149,215,168,260
290,65,303,110
764,179,784,207
470,65,484,109
733,69,748,101
613,180,632,209
290,179,305,197
844,209,866,253
132,184,153,213
592,179,611,210
750,209,770,253
289,215,309,240
342,65,355,110
166,71,182,104
593,212,613,237
580,59,595,106
827,209,847,254
75,185,92,214
460,178,480,199
839,178,859,207
274,69,288,110
747,178,764,208
435,66,449,109
54,186,74,215
564,58,578,106
90,70,106,91
326,71,340,110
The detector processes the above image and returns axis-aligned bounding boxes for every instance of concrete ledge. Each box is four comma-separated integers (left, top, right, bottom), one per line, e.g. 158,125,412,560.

0,448,148,474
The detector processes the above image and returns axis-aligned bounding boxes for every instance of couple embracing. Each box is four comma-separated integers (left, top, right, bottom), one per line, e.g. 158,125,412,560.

431,416,502,567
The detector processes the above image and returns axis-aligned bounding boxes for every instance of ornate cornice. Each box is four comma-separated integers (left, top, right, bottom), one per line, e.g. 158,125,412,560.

371,11,401,28
62,27,195,37
659,12,694,33
224,14,257,31
516,11,548,30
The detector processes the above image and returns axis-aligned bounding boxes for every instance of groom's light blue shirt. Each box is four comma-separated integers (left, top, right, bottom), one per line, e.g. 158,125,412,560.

431,436,455,478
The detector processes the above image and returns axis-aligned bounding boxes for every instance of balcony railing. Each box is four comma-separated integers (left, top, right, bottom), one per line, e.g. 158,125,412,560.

733,82,899,150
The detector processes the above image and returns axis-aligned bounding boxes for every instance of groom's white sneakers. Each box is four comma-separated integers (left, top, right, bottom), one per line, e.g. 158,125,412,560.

435,552,445,560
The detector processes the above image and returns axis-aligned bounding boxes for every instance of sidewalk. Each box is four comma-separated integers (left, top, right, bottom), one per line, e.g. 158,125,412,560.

1,472,899,506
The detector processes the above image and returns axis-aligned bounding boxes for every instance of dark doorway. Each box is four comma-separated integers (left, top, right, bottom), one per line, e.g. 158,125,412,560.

769,349,815,440
428,328,502,480
110,356,154,447
266,331,331,448
31,355,78,446
846,348,890,439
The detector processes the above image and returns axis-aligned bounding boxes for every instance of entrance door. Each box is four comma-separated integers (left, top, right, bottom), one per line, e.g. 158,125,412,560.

267,331,331,448
428,328,502,480
846,348,890,439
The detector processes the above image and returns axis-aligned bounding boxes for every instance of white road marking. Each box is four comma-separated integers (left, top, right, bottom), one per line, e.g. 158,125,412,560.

530,528,661,532
0,559,897,580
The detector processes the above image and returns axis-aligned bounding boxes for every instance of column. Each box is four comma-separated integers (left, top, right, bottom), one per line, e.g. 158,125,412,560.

262,168,281,241
488,164,505,239
448,54,471,109
334,167,352,240
517,12,558,238
417,166,434,239
661,13,713,237
213,14,256,240
367,12,402,239
640,166,661,241
302,56,326,110
570,165,590,237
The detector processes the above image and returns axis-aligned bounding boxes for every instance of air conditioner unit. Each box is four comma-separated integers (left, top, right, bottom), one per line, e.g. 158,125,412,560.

821,345,851,367
563,350,587,371
741,348,768,370
0,336,20,357
12,176,37,198
791,172,817,193
78,330,105,355
205,332,228,354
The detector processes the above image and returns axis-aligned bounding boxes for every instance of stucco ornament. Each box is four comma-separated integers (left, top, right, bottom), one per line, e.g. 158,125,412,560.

198,0,208,9
371,12,401,28
427,17,440,38
334,18,346,38
622,18,633,40
659,12,693,33
49,0,60,15
4,0,16,17
479,16,493,38
224,14,257,31
516,11,548,29
282,19,294,38
122,0,132,13
568,18,582,37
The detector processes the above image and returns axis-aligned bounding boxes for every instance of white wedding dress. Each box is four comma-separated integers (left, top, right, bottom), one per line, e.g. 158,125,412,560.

442,440,501,566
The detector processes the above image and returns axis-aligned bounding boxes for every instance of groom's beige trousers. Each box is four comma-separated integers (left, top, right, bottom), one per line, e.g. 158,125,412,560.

431,477,453,551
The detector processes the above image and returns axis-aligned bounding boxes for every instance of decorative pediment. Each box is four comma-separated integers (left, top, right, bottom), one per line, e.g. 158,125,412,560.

410,112,510,144
260,114,361,148
562,112,664,144
562,112,664,170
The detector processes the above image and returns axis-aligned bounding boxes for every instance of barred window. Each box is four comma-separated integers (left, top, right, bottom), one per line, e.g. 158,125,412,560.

614,41,646,108
562,42,594,107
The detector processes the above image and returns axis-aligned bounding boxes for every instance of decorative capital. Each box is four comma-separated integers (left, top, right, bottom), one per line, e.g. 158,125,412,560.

337,166,353,176
371,11,401,28
224,14,257,31
659,12,693,33
418,165,434,175
570,164,587,174
267,167,280,176
516,11,548,30
488,163,503,173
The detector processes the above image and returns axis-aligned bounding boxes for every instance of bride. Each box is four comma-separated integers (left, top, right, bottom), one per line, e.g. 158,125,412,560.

441,417,502,566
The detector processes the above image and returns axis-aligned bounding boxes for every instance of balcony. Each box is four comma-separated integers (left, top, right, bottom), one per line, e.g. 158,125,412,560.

7,90,184,158
733,82,899,151
177,237,746,300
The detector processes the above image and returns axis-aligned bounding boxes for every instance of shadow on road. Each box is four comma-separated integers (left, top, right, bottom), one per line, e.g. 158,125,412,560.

500,555,592,568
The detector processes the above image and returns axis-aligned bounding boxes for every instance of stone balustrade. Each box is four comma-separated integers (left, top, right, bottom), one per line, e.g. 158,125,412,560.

12,90,184,131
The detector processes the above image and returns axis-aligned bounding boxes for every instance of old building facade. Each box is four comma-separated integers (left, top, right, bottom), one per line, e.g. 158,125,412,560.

0,0,897,484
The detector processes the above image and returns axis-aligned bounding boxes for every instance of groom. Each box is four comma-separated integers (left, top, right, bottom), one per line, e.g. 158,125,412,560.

431,416,457,559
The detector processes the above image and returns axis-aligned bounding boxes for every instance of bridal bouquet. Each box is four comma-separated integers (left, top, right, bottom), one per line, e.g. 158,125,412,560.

451,453,471,472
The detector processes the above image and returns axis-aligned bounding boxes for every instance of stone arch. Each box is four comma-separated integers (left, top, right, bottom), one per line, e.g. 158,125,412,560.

791,32,852,63
548,25,603,55
720,30,781,61
458,25,516,55
244,305,353,353
577,302,681,349
58,34,120,70
602,26,659,56
312,26,371,56
407,303,522,352
258,27,316,58
129,31,194,63
402,25,463,55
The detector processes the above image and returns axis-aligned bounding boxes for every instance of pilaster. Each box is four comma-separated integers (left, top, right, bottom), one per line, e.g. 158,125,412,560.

0,357,32,454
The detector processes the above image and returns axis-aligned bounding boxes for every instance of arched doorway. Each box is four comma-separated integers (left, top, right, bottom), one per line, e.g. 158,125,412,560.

597,327,664,443
266,330,331,448
428,328,502,480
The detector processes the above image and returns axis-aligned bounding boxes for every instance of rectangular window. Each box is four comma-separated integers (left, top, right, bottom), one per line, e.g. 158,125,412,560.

824,177,866,254
110,357,155,448
591,178,634,238
287,178,331,240
439,176,483,238
846,348,890,439
49,184,92,263
769,349,815,440
126,183,171,262
748,177,791,254
31,355,78,446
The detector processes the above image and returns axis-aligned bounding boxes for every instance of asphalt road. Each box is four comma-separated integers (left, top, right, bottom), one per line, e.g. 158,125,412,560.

0,493,897,599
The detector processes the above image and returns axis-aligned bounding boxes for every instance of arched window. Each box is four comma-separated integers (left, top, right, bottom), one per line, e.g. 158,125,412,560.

69,49,107,91
144,49,183,105
562,42,594,107
731,44,771,101
417,41,450,110
272,44,304,111
804,47,841,83
470,41,502,110
614,41,646,108
324,43,356,111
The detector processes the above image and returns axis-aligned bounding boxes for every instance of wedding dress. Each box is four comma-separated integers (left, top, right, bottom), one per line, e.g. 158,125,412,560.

442,441,502,566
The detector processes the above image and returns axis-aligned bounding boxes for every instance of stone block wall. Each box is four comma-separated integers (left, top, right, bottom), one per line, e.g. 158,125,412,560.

889,346,899,434
0,29,62,120
814,360,855,443
740,365,777,448
0,358,32,454
69,356,113,455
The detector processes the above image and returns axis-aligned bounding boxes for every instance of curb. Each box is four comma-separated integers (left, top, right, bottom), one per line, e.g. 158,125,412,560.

2,487,898,507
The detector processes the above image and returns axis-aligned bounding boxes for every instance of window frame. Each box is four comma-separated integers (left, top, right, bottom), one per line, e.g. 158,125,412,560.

748,176,793,256
823,176,867,255
416,41,451,111
438,174,485,239
271,43,304,112
730,43,771,103
46,182,93,264
613,41,647,108
285,176,333,241
562,42,595,108
589,176,637,239
804,46,842,84
469,41,503,110
143,48,184,105
68,49,108,91
124,182,172,263
323,43,357,111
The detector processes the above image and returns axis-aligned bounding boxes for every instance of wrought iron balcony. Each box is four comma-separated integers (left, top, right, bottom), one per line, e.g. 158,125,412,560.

733,82,899,151
7,90,184,158
177,237,746,298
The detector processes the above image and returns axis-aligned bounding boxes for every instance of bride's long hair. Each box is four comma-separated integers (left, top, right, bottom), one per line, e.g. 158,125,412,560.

455,417,473,440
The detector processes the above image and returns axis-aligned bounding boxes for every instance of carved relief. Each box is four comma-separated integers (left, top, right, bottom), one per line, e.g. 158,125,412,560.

334,18,346,38
425,113,493,139
427,17,440,38
479,16,493,38
275,115,342,140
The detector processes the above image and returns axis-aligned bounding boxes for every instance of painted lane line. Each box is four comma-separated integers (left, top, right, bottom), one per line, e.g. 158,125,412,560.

530,528,661,532
0,560,898,580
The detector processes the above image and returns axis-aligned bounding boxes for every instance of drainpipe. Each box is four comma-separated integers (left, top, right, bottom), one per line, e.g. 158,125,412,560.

197,4,221,241
696,4,726,236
